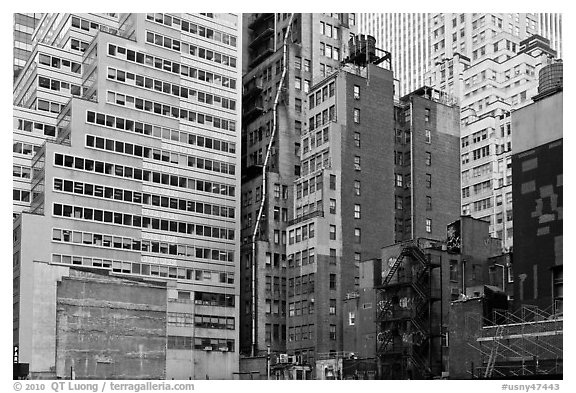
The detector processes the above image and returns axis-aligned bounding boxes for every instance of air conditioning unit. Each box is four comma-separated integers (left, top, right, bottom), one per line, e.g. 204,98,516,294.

450,287,460,295
288,355,297,364
279,353,288,364
204,346,213,351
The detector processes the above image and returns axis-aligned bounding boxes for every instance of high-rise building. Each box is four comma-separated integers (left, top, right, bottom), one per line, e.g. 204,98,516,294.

284,43,460,377
239,13,357,368
358,13,431,96
13,13,43,81
511,62,562,311
13,13,241,379
538,13,562,58
454,36,556,249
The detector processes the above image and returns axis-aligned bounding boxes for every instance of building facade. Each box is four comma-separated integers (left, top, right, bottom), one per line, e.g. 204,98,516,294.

358,13,431,96
510,63,562,311
14,13,44,81
13,13,241,379
239,13,357,363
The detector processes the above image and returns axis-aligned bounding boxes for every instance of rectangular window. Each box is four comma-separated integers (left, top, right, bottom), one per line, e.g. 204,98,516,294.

354,156,361,171
329,199,336,214
426,174,432,188
329,174,336,190
329,324,336,340
425,129,431,143
329,225,336,240
425,152,431,166
354,180,360,196
329,299,336,315
353,85,360,99
354,204,361,219
426,218,432,233
329,274,336,290
354,228,361,243
353,108,360,123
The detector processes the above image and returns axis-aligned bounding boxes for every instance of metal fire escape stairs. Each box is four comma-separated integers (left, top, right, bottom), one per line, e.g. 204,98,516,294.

376,241,436,379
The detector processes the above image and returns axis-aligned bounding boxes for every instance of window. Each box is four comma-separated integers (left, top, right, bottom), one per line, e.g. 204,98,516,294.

329,299,336,315
354,204,361,219
354,132,360,147
295,77,301,90
329,248,336,265
349,312,356,326
329,324,336,340
354,180,360,196
354,156,361,171
329,274,336,290
353,85,360,100
425,129,431,143
354,228,361,243
329,225,336,240
329,174,336,190
329,199,336,214
395,196,403,210
395,174,403,187
353,108,360,123
426,174,432,188
295,98,302,113
425,152,431,166
426,196,432,211
424,108,430,122
426,219,432,233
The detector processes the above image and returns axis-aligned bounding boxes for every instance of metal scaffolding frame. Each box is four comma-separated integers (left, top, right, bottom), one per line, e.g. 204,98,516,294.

467,303,563,379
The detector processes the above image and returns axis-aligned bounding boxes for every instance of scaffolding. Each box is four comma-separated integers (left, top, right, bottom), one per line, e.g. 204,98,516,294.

375,240,442,379
468,303,563,379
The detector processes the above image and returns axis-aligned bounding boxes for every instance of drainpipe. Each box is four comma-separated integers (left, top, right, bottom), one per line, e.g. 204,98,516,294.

250,13,295,358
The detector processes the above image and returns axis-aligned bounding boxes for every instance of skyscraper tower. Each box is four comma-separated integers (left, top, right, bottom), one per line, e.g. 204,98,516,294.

240,12,357,366
13,13,241,379
358,13,431,96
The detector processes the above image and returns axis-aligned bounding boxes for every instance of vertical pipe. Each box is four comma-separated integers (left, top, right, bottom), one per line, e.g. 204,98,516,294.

251,12,295,358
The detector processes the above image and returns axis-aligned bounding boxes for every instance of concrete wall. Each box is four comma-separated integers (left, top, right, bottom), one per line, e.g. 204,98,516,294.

448,298,484,379
55,270,167,379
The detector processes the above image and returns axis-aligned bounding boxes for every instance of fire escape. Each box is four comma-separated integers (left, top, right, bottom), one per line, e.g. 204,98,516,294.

375,240,441,379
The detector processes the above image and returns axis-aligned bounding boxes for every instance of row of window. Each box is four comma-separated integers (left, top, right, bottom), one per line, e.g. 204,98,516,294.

288,324,315,342
167,336,234,352
288,273,315,297
53,178,234,219
38,75,84,96
107,67,236,111
38,53,81,74
264,323,287,344
301,149,330,177
320,21,340,39
106,90,236,133
473,197,493,212
70,38,89,52
52,226,234,262
296,173,324,199
146,14,237,48
13,141,41,156
13,189,32,202
52,252,235,289
193,314,235,330
319,42,341,61
52,203,235,240
287,248,316,269
85,134,236,176
13,165,31,179
52,230,235,284
302,125,330,153
54,153,236,197
70,15,117,35
288,300,314,317
107,44,237,90
288,223,315,245
15,118,59,138
295,200,323,220
145,31,237,69
309,81,335,109
37,98,65,114
86,111,236,154
309,106,336,131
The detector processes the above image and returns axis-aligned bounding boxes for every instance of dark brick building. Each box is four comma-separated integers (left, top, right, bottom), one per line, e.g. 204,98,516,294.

511,63,563,311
